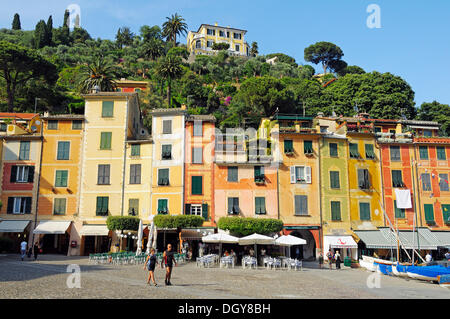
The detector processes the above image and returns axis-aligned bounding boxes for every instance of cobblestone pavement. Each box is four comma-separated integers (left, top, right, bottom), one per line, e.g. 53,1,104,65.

0,254,449,299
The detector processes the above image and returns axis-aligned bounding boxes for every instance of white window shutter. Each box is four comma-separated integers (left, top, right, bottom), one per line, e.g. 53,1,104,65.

290,166,296,184
306,166,312,184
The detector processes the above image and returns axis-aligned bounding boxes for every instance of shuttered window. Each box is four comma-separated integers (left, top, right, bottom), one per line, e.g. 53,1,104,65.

162,120,172,134
365,144,375,159
48,120,58,130
437,146,446,161
72,120,82,130
331,201,341,221
439,174,449,191
284,140,293,153
392,170,404,188
228,166,238,182
330,171,340,189
131,144,140,156
329,143,338,157
162,144,172,160
202,203,209,220
227,197,239,215
193,121,203,136
255,197,266,214
100,132,112,150
102,101,114,117
359,202,371,220
7,197,32,214
254,166,265,183
19,141,30,160
157,199,168,214
421,173,432,191
394,200,405,218
192,147,203,164
128,199,139,216
55,170,68,187
11,166,34,183
290,166,312,184
57,141,70,160
419,146,429,160
191,176,203,195
349,143,359,158
441,204,450,224
158,168,169,185
390,146,401,161
294,195,308,215
96,197,109,216
424,204,434,223
358,169,370,189
53,198,66,215
130,164,141,184
304,141,313,154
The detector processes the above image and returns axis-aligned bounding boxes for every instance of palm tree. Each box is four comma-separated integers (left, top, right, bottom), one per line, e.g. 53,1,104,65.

142,38,165,61
250,42,258,57
154,55,183,106
162,13,188,46
78,57,117,93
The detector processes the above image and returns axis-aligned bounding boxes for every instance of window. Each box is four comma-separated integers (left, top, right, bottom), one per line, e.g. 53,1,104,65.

290,166,312,183
255,197,266,214
97,165,110,185
389,129,396,135
157,199,168,214
424,204,434,223
207,28,215,35
96,197,109,216
374,127,382,133
233,33,241,39
235,44,240,52
72,120,82,130
284,140,294,154
390,146,401,161
19,141,30,160
349,143,360,158
158,168,169,186
57,141,70,160
437,147,446,161
330,171,340,189
100,132,112,150
423,130,432,137
419,146,429,160
227,197,239,215
439,174,449,191
331,201,341,221
359,202,371,220
442,204,450,225
7,197,31,214
294,195,308,215
191,176,203,195
304,141,313,154
0,123,6,132
128,199,139,216
195,40,201,49
131,144,140,156
357,169,370,189
392,170,404,188
162,144,172,160
102,101,114,117
48,120,58,130
193,121,203,136
130,164,141,184
53,198,66,215
226,31,230,38
55,170,68,187
228,166,238,182
254,166,265,183
207,41,213,48
394,200,405,218
365,144,375,159
11,166,34,183
421,173,432,191
329,143,338,157
188,204,202,216
192,147,203,164
162,120,172,134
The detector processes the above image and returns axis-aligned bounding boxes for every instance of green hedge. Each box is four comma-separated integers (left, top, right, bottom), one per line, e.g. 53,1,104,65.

106,216,140,231
217,217,283,236
153,215,204,229
0,237,14,253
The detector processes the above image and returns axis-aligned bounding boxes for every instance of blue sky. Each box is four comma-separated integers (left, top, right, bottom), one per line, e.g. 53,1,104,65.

1,0,449,108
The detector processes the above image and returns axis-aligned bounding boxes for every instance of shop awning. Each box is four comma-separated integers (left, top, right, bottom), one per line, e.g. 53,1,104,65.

325,235,358,248
33,221,71,234
431,231,450,248
181,228,214,240
354,230,397,249
79,225,110,236
378,228,438,250
0,220,30,233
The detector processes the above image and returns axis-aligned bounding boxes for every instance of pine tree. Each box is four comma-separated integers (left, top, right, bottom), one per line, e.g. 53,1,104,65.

12,13,21,30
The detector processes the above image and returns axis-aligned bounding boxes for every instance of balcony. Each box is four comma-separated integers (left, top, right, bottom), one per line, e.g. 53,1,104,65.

346,123,374,134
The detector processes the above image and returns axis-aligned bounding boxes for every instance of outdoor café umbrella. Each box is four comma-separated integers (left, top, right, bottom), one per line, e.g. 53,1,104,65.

238,233,275,262
136,219,143,255
146,215,155,254
202,233,239,257
275,235,306,258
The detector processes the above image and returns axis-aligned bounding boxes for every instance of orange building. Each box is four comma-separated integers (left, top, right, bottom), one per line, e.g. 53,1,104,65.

115,79,148,93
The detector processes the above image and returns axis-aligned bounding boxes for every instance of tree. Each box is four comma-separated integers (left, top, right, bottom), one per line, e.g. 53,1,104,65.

337,65,365,77
71,27,91,44
212,42,230,51
265,53,297,67
167,46,189,60
34,20,48,49
78,57,117,93
12,13,21,30
162,13,188,46
140,25,162,42
417,101,450,136
304,41,344,74
154,55,183,106
45,15,53,47
0,41,58,111
141,38,165,61
63,9,70,28
116,27,134,49
250,42,258,57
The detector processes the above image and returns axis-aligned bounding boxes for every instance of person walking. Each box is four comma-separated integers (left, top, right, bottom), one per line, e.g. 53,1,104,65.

318,252,324,269
143,248,157,286
162,244,177,286
425,252,432,263
445,250,450,261
20,240,27,261
33,242,40,261
335,250,342,270
326,249,334,270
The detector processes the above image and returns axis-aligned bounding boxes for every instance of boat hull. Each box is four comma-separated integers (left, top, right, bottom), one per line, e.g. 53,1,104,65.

438,275,450,289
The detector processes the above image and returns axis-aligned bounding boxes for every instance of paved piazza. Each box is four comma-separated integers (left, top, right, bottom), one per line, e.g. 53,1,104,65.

0,254,448,299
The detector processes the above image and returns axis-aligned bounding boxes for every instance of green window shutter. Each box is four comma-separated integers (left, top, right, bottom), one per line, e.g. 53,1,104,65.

102,101,114,117
295,195,307,215
228,198,239,214
284,140,293,153
100,132,112,150
360,202,371,220
228,167,238,182
162,145,172,159
330,171,340,189
365,144,375,159
192,147,203,163
158,199,168,214
390,146,401,161
394,200,405,218
55,170,68,187
192,176,202,195
96,197,108,216
162,120,172,134
128,199,139,215
131,144,140,156
255,197,266,214
350,143,359,158
392,170,403,187
158,169,169,185
424,204,434,223
53,198,66,215
202,203,208,220
57,141,70,160
358,169,370,189
130,164,141,184
304,140,313,154
331,201,341,221
442,204,450,224
437,147,446,160
72,120,82,130
19,141,30,160
329,143,338,157
48,120,58,130
419,146,429,160
193,121,203,136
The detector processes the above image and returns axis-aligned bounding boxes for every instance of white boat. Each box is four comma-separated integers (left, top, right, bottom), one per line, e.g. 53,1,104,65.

359,259,376,272
406,271,437,282
392,264,410,278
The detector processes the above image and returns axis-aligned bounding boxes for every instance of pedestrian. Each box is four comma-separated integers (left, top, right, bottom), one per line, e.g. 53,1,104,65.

249,247,254,257
318,252,324,269
335,250,341,270
143,248,157,286
425,252,432,263
33,242,40,261
20,240,27,261
162,244,177,286
326,249,334,270
445,251,450,261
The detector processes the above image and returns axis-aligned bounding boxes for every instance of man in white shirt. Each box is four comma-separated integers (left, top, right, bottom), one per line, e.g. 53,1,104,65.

425,252,432,263
20,240,27,261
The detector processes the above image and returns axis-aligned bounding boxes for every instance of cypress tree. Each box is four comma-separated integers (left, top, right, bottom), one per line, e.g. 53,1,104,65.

12,13,21,30
63,9,70,28
34,20,47,49
45,15,53,46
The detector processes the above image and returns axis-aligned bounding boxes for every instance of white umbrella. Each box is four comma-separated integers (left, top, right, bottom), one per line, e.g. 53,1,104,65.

136,219,143,255
275,235,306,258
238,233,275,264
146,215,155,254
202,233,239,257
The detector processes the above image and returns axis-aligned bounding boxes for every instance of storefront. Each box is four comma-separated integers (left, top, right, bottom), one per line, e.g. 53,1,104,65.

79,225,111,256
180,228,215,259
0,220,31,253
33,221,72,255
323,235,358,261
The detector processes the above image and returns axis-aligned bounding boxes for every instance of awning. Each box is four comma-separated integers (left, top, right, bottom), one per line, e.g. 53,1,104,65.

354,230,397,249
407,125,439,130
432,231,450,248
181,228,214,240
79,225,110,236
33,221,71,234
0,220,30,233
378,228,438,250
325,235,358,249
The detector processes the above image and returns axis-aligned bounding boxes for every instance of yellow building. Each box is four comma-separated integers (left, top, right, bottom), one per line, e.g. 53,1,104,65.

76,92,151,255
187,23,250,57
